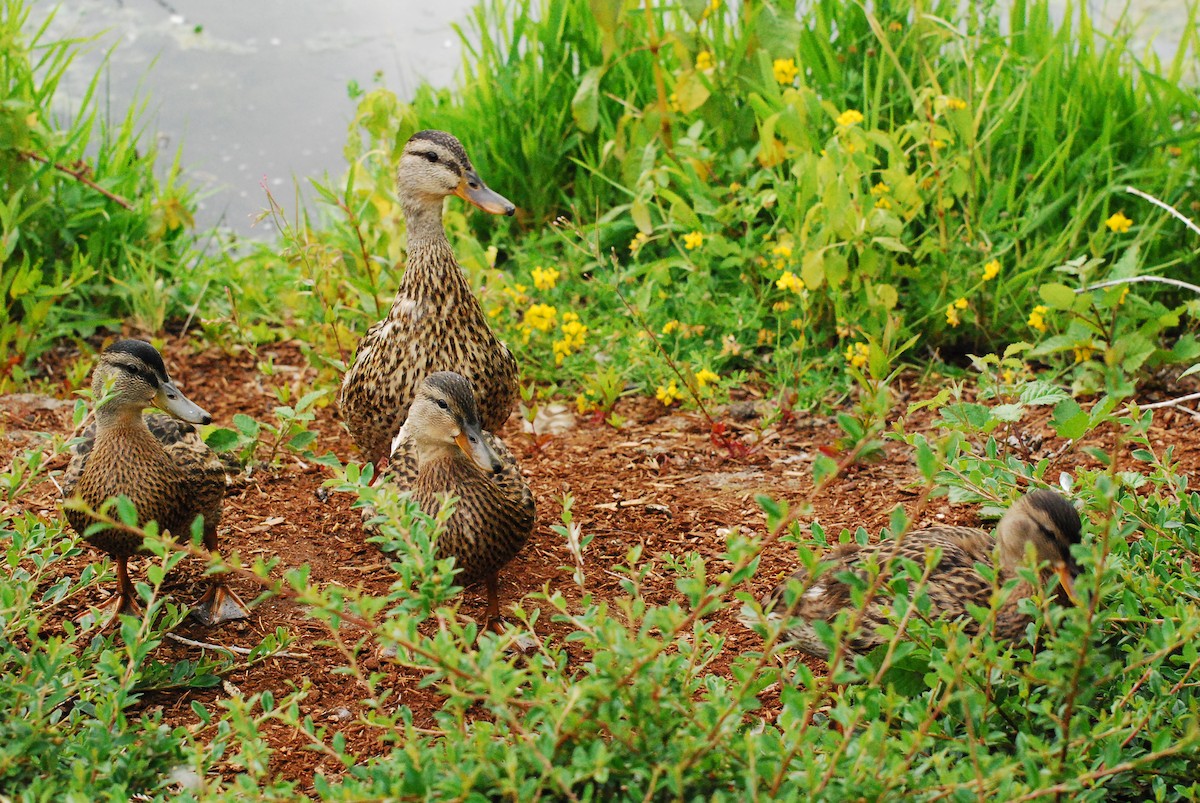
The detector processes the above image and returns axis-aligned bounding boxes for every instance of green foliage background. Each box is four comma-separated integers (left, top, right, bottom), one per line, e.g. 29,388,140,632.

3,0,1200,799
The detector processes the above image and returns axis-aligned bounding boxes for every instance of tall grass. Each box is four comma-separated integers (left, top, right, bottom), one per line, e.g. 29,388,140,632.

0,0,202,387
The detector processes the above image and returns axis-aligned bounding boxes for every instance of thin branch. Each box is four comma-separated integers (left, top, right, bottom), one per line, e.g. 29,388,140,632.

1124,185,1200,238
19,150,135,210
1136,391,1200,412
1077,276,1200,296
164,631,308,659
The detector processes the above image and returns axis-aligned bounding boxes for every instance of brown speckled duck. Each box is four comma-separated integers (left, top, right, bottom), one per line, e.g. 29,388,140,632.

387,371,535,626
340,129,518,469
61,340,248,626
752,490,1082,659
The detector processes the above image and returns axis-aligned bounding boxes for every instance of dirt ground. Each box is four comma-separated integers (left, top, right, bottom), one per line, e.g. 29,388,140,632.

4,336,1200,791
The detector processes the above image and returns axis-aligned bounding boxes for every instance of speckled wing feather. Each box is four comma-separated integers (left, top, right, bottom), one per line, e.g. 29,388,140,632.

763,525,1002,658
339,239,520,466
62,413,226,553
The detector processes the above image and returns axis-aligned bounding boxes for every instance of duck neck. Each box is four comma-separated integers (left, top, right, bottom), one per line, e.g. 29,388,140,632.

393,196,471,315
93,404,159,450
415,440,472,473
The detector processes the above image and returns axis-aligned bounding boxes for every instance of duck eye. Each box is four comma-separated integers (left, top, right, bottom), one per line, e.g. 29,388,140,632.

424,152,439,164
435,398,450,411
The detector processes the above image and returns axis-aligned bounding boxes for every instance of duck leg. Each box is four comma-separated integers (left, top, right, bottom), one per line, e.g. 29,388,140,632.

484,573,505,634
191,528,250,626
77,555,141,627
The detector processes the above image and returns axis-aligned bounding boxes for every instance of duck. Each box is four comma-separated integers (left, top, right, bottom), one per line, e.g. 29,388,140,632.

385,371,535,627
61,339,249,627
751,490,1083,659
340,129,519,471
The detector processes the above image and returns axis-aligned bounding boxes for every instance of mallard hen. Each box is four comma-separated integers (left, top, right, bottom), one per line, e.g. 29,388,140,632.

340,129,518,469
386,371,535,626
61,339,248,626
753,490,1082,659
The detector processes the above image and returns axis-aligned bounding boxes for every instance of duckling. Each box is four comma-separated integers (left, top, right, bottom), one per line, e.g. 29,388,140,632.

753,490,1082,659
386,371,535,626
61,340,248,626
340,129,519,470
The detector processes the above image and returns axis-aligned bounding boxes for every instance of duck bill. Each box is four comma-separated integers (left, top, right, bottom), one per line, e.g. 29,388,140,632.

1054,564,1080,606
455,172,515,216
453,428,501,473
156,380,212,425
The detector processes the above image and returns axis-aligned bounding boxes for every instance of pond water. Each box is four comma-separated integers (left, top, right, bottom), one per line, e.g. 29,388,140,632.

33,0,1195,239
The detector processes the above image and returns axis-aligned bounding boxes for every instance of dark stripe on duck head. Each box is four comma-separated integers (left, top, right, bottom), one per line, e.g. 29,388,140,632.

408,130,471,175
105,339,167,388
422,371,482,429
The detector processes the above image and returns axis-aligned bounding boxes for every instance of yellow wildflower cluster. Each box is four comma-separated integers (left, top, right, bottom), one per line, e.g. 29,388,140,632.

836,109,864,127
1106,211,1133,233
630,231,650,255
531,266,560,290
773,300,792,312
683,231,704,250
662,320,680,335
695,368,719,388
844,342,869,368
553,312,587,365
773,58,799,85
871,182,890,196
523,303,557,332
695,51,715,71
1072,341,1096,364
776,270,805,294
935,95,968,114
758,328,775,346
982,259,1000,281
502,282,530,306
875,196,892,210
656,380,681,406
1028,304,1049,332
945,297,968,327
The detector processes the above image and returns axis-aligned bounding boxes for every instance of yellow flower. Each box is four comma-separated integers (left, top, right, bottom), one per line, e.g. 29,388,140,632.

728,182,742,192
656,380,681,406
773,58,799,85
931,139,945,149
982,259,1000,281
1001,367,1016,384
531,266,560,290
870,182,890,196
681,323,706,338
523,303,557,332
669,93,681,112
844,342,869,368
1119,286,1130,305
874,196,892,209
888,20,902,31
1072,341,1096,363
1106,211,1133,233
775,270,805,294
772,300,792,313
836,109,864,127
790,318,805,330
771,243,793,259
630,231,650,254
702,0,720,17
695,51,715,71
683,231,704,250
695,368,719,388
757,328,775,346
945,299,967,327
662,319,680,335
1028,304,1049,332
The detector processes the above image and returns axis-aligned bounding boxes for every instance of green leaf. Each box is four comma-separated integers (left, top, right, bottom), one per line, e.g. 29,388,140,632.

571,67,602,133
1018,380,1070,406
1050,398,1090,440
915,436,938,481
812,454,839,487
1039,282,1077,310
233,414,260,437
204,428,240,453
990,403,1025,423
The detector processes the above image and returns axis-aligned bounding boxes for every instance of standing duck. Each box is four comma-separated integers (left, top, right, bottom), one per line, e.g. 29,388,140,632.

340,129,519,470
61,340,248,626
387,371,535,627
751,490,1082,659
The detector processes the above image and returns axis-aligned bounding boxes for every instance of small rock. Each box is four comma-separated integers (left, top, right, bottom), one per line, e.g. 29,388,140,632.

726,400,760,422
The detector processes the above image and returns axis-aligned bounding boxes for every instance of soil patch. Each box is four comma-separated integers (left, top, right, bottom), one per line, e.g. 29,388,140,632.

4,336,1199,790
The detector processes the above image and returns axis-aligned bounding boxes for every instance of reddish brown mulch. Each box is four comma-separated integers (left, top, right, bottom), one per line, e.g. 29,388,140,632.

3,336,1199,791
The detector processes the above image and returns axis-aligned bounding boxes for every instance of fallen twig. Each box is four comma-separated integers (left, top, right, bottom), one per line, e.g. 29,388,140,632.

18,149,135,210
165,631,308,659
